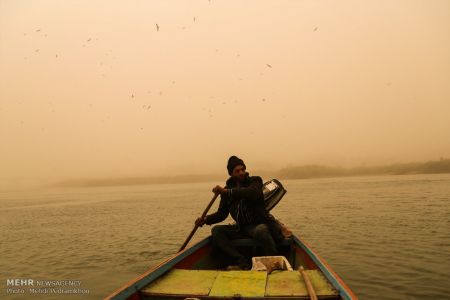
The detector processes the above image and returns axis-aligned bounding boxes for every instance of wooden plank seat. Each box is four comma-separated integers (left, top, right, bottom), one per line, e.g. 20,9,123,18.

266,270,339,297
141,268,339,298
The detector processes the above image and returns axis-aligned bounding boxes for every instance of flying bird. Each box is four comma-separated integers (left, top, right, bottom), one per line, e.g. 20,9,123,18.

193,17,196,22
156,23,160,31
314,27,318,31
87,38,92,42
36,29,41,32
266,64,272,68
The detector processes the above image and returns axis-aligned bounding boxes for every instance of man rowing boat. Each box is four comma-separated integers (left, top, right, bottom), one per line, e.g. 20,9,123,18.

195,155,283,270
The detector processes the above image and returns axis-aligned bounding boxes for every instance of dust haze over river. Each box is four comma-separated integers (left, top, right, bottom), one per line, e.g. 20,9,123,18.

1,1,449,299
1,0,449,190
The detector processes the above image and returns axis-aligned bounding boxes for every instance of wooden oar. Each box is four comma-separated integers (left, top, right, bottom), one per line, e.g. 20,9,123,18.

178,192,220,252
299,266,318,300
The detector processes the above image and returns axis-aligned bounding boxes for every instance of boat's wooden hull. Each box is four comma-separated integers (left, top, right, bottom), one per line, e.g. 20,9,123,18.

105,235,357,300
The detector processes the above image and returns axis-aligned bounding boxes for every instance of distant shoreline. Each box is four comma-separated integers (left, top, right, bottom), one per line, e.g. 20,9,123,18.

278,158,450,179
54,158,450,188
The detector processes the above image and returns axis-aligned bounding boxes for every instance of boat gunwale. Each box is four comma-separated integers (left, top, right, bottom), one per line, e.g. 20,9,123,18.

104,237,211,300
293,236,358,300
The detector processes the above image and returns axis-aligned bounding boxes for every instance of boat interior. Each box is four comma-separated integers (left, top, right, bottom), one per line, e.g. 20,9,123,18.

140,237,341,299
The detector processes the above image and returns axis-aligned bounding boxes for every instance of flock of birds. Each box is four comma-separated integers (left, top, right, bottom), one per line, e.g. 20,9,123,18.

127,16,292,118
21,16,321,129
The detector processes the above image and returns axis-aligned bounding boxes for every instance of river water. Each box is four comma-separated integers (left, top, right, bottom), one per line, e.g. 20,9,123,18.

1,173,449,299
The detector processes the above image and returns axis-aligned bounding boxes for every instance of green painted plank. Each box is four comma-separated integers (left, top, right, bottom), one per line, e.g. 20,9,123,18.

307,270,339,296
142,269,218,296
266,270,307,296
209,271,267,297
266,270,338,296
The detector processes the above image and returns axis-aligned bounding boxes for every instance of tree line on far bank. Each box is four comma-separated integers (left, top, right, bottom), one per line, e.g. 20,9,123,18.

277,158,450,179
55,158,450,188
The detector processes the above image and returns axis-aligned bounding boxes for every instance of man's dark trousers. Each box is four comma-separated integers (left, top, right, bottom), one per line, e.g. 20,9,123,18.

211,223,278,264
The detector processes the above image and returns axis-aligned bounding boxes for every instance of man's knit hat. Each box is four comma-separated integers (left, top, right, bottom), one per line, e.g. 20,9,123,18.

227,155,246,175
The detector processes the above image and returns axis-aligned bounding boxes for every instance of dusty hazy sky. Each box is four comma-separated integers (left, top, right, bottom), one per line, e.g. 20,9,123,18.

1,0,449,189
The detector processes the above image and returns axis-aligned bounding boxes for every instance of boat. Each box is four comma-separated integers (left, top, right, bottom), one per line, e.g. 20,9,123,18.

105,180,358,300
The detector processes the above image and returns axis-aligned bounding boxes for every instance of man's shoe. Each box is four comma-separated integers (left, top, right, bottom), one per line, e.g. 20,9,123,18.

237,258,251,270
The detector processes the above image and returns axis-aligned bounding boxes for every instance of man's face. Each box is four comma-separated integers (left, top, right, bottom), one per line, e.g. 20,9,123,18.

231,165,246,182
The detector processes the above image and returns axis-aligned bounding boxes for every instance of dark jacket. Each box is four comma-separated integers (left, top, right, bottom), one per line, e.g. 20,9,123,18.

205,172,271,228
